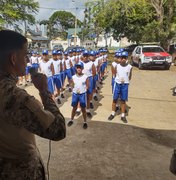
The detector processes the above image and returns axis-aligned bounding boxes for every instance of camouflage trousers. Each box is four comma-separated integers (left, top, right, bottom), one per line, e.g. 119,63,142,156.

0,157,46,180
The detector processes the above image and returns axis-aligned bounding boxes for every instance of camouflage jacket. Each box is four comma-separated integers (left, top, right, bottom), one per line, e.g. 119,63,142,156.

0,72,66,180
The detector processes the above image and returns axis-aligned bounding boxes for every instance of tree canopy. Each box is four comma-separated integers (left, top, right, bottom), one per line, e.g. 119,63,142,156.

0,0,39,32
85,0,176,49
40,11,82,40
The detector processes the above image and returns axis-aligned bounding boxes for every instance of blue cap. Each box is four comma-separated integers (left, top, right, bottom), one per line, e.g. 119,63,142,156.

83,50,89,56
89,50,96,56
121,51,128,57
42,49,48,55
68,49,72,53
75,62,84,68
72,48,76,52
52,50,58,55
64,51,68,55
76,49,81,52
114,52,122,57
32,51,37,54
118,48,124,53
57,51,62,55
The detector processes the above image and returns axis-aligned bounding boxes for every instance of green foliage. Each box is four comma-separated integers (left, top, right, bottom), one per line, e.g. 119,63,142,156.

91,0,176,49
40,11,82,40
0,0,39,29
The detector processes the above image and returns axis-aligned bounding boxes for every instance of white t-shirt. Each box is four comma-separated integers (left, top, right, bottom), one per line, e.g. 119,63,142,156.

61,59,65,71
112,61,117,68
52,59,62,75
39,60,53,77
70,56,76,66
31,56,38,64
93,60,99,74
65,59,71,69
82,61,93,77
115,64,132,84
72,74,88,94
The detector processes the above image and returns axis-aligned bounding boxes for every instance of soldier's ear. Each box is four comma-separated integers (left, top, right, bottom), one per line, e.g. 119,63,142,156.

10,52,17,67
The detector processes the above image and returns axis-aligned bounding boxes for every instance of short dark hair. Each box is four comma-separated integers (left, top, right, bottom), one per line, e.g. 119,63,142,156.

0,30,27,66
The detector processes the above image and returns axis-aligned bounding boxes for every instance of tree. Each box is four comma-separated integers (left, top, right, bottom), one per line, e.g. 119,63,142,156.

0,0,39,33
94,0,176,49
40,11,82,40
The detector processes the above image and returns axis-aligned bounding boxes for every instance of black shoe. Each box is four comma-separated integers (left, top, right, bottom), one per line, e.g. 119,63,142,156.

121,117,127,123
69,88,72,92
90,102,94,109
57,98,61,104
87,112,92,118
108,114,114,121
173,92,176,96
97,86,100,90
61,94,65,98
94,96,98,101
67,120,73,127
75,111,81,116
83,123,88,129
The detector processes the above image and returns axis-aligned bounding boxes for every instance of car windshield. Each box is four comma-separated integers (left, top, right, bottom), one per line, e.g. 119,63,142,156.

142,47,165,53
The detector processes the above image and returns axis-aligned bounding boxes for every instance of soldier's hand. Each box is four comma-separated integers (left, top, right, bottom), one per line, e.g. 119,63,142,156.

31,73,48,92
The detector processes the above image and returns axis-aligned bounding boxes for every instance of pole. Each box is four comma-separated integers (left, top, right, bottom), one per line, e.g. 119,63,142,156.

74,7,78,46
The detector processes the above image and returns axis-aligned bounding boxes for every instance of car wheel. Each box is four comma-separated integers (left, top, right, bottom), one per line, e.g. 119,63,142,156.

165,65,170,70
138,60,143,70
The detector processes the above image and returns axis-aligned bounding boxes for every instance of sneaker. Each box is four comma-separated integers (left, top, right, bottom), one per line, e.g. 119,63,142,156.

173,92,176,96
121,117,127,123
69,88,72,92
108,114,114,121
87,112,92,118
67,120,73,127
61,94,65,98
75,111,81,116
97,86,100,90
90,102,94,109
83,123,88,129
57,99,61,104
93,96,98,101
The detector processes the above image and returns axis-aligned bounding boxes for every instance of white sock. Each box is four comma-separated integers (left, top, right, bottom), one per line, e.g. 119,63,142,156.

93,93,97,97
86,109,90,113
111,111,115,116
90,101,93,103
77,108,81,112
121,113,125,117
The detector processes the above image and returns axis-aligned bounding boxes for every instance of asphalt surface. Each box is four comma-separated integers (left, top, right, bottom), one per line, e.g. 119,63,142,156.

25,65,176,180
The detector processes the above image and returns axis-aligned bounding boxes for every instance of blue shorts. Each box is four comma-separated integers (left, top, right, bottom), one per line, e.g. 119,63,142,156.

87,76,93,94
61,71,66,85
65,69,72,80
47,76,55,94
113,83,129,101
71,92,87,108
53,74,62,89
26,66,31,75
32,63,39,71
93,74,98,89
100,63,106,73
71,66,76,76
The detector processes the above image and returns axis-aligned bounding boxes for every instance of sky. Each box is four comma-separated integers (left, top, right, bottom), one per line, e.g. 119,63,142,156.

36,0,88,21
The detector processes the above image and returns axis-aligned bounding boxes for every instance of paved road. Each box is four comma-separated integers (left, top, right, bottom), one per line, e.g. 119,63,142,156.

26,66,176,180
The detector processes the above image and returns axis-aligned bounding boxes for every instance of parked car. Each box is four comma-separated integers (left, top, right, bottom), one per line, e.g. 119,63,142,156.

53,44,64,51
124,44,138,55
131,45,172,70
65,46,85,52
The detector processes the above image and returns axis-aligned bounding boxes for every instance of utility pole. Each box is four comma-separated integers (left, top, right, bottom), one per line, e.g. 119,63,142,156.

72,0,77,46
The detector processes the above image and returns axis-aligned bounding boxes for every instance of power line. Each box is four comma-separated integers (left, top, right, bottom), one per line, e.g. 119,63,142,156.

39,6,85,10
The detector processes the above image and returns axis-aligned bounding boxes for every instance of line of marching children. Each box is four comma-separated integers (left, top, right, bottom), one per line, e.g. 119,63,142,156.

23,48,108,129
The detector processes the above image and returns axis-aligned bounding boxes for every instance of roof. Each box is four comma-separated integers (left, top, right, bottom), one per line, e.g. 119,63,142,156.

31,36,49,41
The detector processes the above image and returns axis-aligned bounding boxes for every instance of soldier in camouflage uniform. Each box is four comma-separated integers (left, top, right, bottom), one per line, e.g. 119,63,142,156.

0,30,66,179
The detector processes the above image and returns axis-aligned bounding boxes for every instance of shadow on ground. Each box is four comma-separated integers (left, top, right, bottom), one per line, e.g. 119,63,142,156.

37,120,176,180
